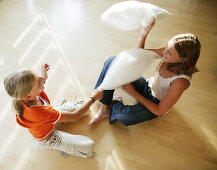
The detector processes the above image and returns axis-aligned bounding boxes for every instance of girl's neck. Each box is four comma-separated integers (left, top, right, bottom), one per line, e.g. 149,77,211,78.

163,62,178,73
23,96,42,107
159,62,177,79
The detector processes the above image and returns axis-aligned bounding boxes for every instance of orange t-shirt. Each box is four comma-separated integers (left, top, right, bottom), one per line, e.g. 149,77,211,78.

16,91,62,141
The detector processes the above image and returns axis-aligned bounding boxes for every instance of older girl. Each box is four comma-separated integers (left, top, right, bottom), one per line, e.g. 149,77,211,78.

89,21,201,125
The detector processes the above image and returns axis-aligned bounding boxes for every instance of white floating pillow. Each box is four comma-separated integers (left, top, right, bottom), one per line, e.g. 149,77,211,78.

101,1,171,31
98,48,159,90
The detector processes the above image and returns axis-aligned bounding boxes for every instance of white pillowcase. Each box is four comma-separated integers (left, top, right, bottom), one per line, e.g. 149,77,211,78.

98,48,159,90
101,1,171,31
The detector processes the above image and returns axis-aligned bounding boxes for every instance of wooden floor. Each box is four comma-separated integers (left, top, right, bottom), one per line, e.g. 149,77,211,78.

0,0,217,169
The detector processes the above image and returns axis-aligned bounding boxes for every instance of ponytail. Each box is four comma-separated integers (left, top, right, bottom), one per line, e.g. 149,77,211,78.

12,99,24,118
4,70,36,117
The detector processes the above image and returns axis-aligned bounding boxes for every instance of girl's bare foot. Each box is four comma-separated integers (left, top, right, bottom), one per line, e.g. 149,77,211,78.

88,105,110,125
88,96,122,125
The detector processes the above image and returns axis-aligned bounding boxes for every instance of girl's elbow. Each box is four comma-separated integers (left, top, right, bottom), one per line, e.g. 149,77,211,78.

155,109,168,117
61,112,81,122
157,112,165,117
153,111,163,117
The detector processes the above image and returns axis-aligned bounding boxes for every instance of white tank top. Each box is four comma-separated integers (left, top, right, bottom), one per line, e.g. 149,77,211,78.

148,60,191,100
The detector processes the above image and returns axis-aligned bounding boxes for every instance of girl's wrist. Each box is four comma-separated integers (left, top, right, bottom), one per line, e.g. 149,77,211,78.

140,33,147,38
90,96,95,103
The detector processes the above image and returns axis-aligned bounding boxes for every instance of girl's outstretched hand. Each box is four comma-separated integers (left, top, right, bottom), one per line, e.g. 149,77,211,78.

91,89,103,101
41,63,50,81
122,83,136,97
141,19,155,36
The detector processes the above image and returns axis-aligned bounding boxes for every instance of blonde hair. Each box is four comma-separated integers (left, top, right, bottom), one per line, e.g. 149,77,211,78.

4,70,36,118
167,33,201,76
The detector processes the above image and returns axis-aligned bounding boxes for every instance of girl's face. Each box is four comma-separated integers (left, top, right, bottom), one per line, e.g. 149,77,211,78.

25,76,45,101
162,40,183,63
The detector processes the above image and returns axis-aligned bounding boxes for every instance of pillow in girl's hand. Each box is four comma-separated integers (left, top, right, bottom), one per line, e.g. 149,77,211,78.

97,48,159,90
101,1,171,31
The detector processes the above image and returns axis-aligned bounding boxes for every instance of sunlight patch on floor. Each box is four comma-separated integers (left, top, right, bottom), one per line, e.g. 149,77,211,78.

39,9,88,99
202,126,217,152
0,102,12,122
0,125,19,160
13,148,30,170
13,15,42,49
0,58,4,67
105,149,125,170
18,28,47,65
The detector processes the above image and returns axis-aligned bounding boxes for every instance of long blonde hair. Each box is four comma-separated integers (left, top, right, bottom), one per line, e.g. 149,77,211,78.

4,70,36,118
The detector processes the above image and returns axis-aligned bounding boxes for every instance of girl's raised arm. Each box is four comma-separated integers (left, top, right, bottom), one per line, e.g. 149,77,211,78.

136,20,165,57
136,20,155,49
41,64,50,82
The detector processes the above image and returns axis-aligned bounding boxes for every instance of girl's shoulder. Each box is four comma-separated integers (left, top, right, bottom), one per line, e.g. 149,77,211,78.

24,104,53,113
175,74,191,80
22,105,54,120
170,76,191,90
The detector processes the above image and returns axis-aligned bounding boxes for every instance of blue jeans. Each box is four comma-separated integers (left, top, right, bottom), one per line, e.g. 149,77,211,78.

94,56,159,126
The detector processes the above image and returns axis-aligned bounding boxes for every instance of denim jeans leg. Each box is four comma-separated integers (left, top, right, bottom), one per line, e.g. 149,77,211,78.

110,101,158,126
110,78,159,126
131,77,148,94
94,56,116,105
131,77,153,101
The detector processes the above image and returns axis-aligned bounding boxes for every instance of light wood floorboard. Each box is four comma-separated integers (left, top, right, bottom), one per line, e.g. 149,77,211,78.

0,0,217,169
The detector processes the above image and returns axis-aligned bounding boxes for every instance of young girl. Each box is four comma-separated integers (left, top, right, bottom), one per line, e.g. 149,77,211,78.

4,64,103,158
89,21,201,126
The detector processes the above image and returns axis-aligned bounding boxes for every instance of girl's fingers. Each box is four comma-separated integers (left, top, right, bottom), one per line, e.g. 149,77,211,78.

43,64,50,71
45,64,49,68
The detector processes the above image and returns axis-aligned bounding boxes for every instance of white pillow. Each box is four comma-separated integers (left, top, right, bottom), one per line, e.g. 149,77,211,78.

101,1,171,31
97,48,159,90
